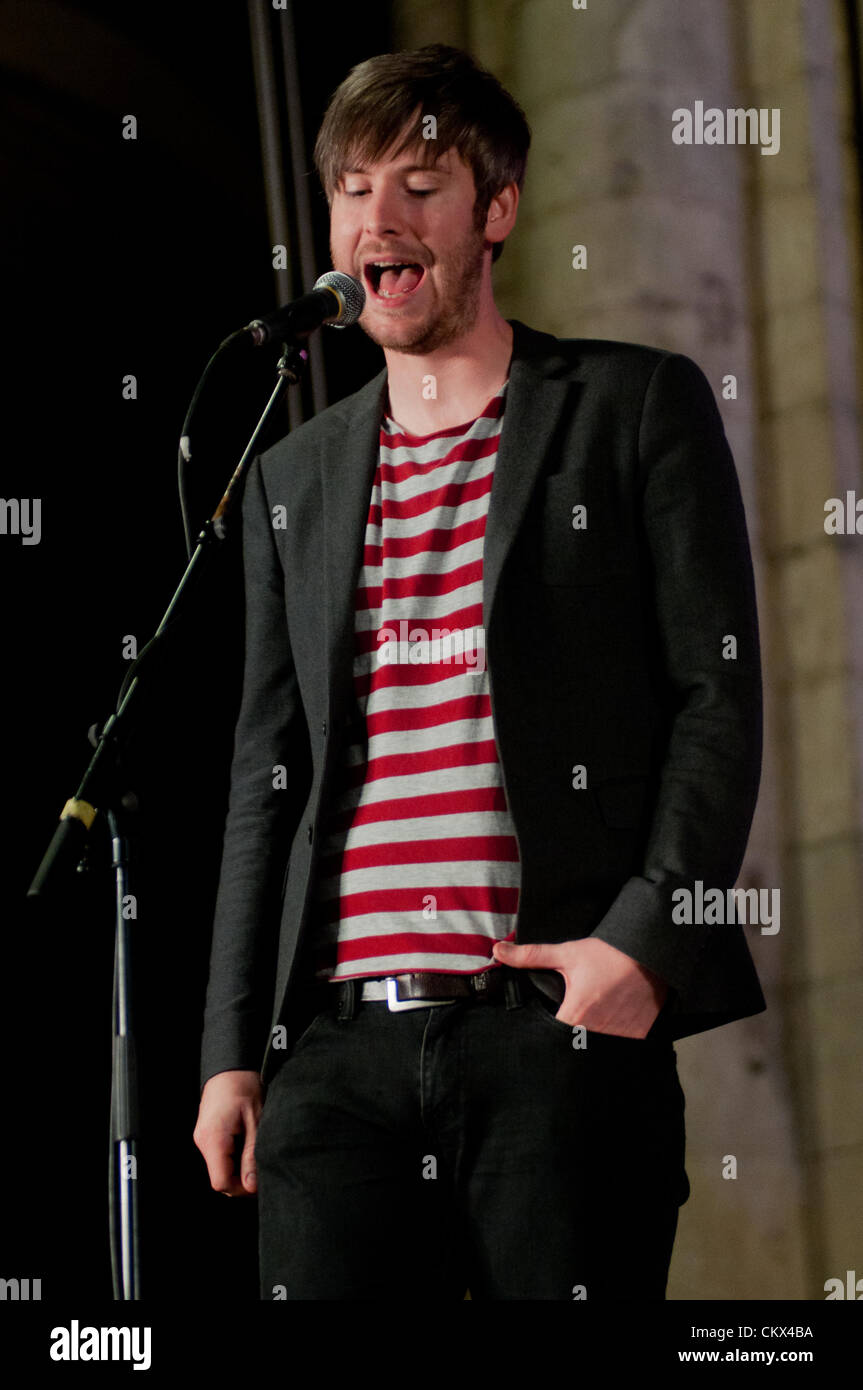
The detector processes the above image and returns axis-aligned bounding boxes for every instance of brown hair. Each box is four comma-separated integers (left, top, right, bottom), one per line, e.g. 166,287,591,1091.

313,44,530,262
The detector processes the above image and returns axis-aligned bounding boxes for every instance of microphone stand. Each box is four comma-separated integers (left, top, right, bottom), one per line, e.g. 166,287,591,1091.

27,338,310,1300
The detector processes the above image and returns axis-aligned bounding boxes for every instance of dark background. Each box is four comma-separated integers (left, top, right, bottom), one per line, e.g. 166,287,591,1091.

3,3,389,1300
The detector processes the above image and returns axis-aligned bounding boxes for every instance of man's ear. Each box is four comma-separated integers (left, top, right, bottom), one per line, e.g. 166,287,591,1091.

484,182,519,250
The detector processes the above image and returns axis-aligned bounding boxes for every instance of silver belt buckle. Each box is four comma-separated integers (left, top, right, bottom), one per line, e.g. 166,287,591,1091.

385,978,455,1012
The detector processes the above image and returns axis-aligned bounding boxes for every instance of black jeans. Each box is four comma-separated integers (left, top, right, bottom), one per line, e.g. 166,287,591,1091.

254,976,690,1301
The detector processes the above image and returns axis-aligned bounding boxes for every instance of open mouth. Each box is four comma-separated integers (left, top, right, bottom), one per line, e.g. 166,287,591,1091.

363,261,426,301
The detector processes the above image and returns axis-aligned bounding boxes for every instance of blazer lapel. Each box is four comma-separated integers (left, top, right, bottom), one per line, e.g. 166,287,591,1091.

482,320,574,629
320,366,387,723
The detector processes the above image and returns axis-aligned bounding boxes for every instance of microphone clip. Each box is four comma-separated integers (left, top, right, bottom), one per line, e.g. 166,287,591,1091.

276,343,310,384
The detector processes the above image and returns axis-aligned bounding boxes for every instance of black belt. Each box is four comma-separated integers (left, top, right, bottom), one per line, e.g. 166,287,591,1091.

313,967,519,1013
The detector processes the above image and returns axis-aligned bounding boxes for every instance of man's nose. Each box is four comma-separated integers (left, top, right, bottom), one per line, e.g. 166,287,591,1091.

364,188,406,238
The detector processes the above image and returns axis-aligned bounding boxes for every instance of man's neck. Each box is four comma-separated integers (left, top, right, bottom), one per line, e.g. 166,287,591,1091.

383,313,514,435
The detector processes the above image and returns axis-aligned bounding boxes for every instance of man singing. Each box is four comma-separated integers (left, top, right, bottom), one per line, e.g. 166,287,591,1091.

193,44,764,1301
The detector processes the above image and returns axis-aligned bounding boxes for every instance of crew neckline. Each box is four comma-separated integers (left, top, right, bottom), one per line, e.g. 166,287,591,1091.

382,379,509,444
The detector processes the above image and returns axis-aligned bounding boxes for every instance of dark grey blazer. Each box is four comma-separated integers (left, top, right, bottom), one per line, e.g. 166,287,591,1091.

200,319,765,1089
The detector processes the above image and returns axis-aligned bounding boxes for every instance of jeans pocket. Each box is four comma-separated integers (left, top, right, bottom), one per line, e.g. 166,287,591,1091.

527,993,582,1037
291,1007,329,1053
528,991,674,1059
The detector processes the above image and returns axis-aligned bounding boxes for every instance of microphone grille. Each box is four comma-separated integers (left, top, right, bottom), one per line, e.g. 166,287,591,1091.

314,271,365,328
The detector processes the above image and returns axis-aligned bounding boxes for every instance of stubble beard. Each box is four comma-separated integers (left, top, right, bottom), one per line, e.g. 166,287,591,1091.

357,227,488,356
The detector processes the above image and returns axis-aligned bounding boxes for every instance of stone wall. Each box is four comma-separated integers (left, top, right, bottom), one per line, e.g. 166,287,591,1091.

394,0,863,1300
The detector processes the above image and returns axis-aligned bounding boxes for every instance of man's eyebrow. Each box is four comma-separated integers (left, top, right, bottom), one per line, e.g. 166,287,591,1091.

340,162,451,177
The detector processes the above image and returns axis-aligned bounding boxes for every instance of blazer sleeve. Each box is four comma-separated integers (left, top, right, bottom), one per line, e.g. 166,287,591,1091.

199,454,310,1089
589,352,763,995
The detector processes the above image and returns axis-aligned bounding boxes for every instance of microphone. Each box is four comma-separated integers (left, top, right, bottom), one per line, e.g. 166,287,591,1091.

245,271,365,345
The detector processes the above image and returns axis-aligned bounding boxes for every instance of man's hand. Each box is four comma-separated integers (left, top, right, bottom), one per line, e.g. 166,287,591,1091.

193,1069,263,1196
492,937,668,1038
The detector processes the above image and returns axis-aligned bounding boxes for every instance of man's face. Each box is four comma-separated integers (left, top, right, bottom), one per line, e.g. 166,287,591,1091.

329,138,489,355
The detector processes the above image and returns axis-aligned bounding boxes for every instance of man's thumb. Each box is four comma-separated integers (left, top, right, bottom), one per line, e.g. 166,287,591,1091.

493,940,561,970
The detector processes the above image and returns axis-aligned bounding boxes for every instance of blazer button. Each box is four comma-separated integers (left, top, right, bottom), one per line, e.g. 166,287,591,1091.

307,824,313,844
321,719,327,736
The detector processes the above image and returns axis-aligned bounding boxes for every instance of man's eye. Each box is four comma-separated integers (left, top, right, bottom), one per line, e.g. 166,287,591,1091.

341,186,435,198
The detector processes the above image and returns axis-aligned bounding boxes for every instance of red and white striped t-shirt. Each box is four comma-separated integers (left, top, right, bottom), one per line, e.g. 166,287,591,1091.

307,382,520,979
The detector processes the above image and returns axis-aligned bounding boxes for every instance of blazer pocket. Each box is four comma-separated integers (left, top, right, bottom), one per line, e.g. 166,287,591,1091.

535,473,633,586
594,774,651,829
